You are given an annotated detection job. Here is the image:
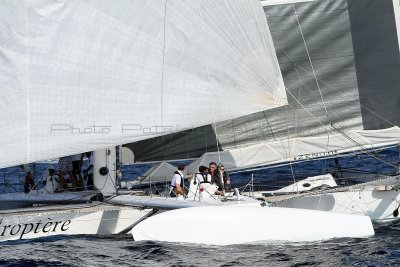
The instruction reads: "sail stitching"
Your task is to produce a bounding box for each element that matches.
[292,3,334,187]
[285,105,298,193]
[196,0,221,163]
[285,86,399,170]
[286,60,397,127]
[25,1,30,164]
[160,0,168,128]
[292,3,329,118]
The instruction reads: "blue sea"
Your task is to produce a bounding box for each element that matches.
[0,146,399,266]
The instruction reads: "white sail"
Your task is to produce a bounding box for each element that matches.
[0,0,287,169]
[138,161,177,183]
[187,127,400,174]
[126,0,400,164]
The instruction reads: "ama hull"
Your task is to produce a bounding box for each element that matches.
[131,206,374,245]
[274,189,400,223]
[0,203,152,242]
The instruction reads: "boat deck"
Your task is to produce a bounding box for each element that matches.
[0,202,141,217]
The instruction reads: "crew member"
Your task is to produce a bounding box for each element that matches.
[170,164,186,197]
[21,164,35,193]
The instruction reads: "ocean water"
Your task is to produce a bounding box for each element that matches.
[0,223,399,266]
[0,146,399,266]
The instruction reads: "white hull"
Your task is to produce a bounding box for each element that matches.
[131,206,374,245]
[0,203,153,242]
[274,188,400,223]
[267,176,400,223]
[0,191,97,206]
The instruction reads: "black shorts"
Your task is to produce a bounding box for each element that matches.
[72,161,81,171]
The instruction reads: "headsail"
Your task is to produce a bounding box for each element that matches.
[0,0,287,168]
[126,0,400,163]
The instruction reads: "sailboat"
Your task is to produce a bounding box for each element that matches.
[101,0,380,245]
[0,0,299,242]
[123,0,400,224]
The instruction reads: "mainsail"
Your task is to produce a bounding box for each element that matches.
[126,0,400,169]
[0,0,287,169]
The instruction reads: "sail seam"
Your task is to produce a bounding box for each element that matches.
[292,3,334,179]
[160,0,168,128]
[285,86,398,169]
[25,0,30,164]
[292,3,329,117]
[285,105,297,193]
[286,60,397,127]
[196,0,221,163]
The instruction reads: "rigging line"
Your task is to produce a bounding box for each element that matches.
[186,129,190,159]
[231,118,238,148]
[335,139,398,174]
[359,106,397,128]
[261,52,300,181]
[259,113,269,143]
[281,50,318,103]
[284,88,326,128]
[397,142,400,174]
[162,133,174,162]
[263,111,277,141]
[289,65,382,142]
[280,49,395,169]
[285,8,332,179]
[292,3,329,119]
[282,54,317,101]
[228,150,397,175]
[205,126,208,152]
[287,59,304,194]
[293,60,334,179]
[282,82,345,137]
[196,0,221,163]
[291,54,304,139]
[286,60,397,127]
[285,105,297,194]
[285,87,397,169]
[292,3,334,177]
[329,123,399,169]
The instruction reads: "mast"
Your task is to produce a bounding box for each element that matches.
[93,147,117,197]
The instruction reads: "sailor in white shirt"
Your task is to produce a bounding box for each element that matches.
[170,164,186,197]
[195,166,211,183]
